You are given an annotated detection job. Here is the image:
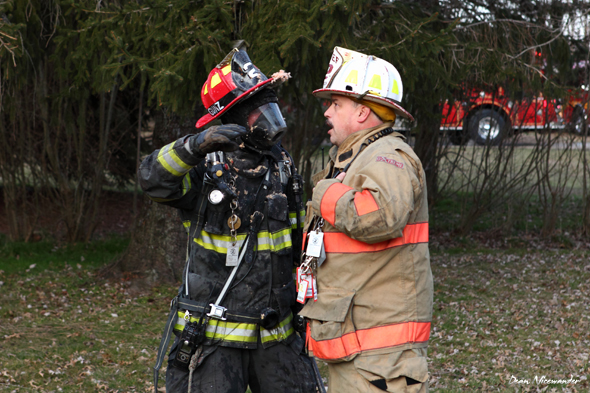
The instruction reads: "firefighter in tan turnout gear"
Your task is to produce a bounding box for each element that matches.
[139,48,321,393]
[298,47,434,392]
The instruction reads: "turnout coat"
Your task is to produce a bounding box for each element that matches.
[299,122,433,384]
[139,137,304,349]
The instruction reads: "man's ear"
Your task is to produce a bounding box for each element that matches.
[357,104,372,123]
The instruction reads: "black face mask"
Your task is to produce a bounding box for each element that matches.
[221,89,287,150]
[244,102,287,148]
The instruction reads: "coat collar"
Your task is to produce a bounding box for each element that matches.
[329,122,402,169]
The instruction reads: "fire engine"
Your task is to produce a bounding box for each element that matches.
[439,86,589,145]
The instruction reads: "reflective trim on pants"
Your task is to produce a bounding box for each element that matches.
[174,311,295,345]
[307,321,431,361]
[260,313,294,344]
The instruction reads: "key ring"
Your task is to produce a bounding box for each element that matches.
[300,255,314,274]
[229,198,239,244]
[311,217,324,233]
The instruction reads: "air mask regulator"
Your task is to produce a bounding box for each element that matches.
[204,152,236,205]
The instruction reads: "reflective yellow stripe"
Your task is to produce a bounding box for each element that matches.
[157,144,182,176]
[182,173,192,196]
[193,229,292,253]
[260,313,294,343]
[206,319,258,343]
[256,229,292,252]
[169,149,192,171]
[174,312,258,343]
[289,210,306,229]
[157,143,192,177]
[194,232,248,253]
[175,312,197,330]
[174,312,294,344]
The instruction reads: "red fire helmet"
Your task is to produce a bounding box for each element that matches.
[196,48,276,129]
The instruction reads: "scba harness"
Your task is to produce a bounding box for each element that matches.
[153,144,304,393]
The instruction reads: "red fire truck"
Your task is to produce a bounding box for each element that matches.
[439,86,589,145]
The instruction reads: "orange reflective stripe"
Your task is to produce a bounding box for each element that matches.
[322,222,428,254]
[320,183,352,226]
[308,321,431,361]
[353,189,379,216]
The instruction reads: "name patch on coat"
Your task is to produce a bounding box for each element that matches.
[376,156,404,169]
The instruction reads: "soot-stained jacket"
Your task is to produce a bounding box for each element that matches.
[139,136,305,349]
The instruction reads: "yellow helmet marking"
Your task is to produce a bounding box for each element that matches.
[204,84,208,95]
[211,73,222,89]
[368,74,382,90]
[392,79,400,95]
[222,65,231,75]
[344,70,358,84]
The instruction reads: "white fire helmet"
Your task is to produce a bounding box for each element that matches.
[313,46,414,121]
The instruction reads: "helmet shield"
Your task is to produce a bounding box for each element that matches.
[230,50,268,91]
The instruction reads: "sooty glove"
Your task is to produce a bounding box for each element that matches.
[188,124,247,157]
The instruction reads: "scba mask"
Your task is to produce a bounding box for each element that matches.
[221,88,288,149]
[245,102,287,147]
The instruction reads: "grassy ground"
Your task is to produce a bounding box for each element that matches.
[429,248,590,392]
[431,193,587,238]
[1,239,589,392]
[437,140,588,197]
[0,237,178,393]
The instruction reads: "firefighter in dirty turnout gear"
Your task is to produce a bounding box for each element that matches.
[139,48,318,393]
[297,47,433,392]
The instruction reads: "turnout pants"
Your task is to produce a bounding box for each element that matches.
[165,335,317,393]
[326,348,429,393]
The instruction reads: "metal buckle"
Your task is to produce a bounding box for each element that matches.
[170,296,178,311]
[278,161,291,185]
[207,303,227,320]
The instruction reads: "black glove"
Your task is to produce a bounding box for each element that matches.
[188,124,247,156]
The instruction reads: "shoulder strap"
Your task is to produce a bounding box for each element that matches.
[275,144,305,263]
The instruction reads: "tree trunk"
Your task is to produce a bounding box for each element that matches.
[106,198,186,284]
[413,104,441,207]
[583,133,590,237]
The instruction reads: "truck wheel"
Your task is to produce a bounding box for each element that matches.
[568,106,588,136]
[467,108,508,146]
